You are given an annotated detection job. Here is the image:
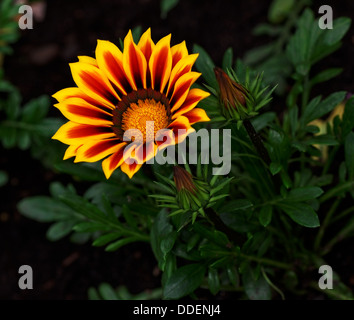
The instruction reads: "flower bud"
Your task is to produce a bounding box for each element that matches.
[214,67,248,112]
[173,166,196,195]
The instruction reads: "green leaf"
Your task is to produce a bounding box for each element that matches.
[151,209,175,271]
[160,0,179,19]
[0,170,8,187]
[342,98,354,138]
[21,95,50,123]
[54,162,106,181]
[92,233,122,247]
[222,48,233,70]
[244,43,274,65]
[163,263,206,299]
[268,0,294,23]
[324,17,351,45]
[304,134,339,146]
[105,237,138,252]
[59,193,105,221]
[286,187,324,202]
[46,221,75,241]
[17,196,76,222]
[310,68,343,86]
[208,268,220,295]
[302,91,346,124]
[242,268,271,300]
[345,132,354,181]
[251,112,276,132]
[259,205,272,227]
[98,283,119,300]
[278,202,320,228]
[269,162,282,175]
[219,199,253,213]
[193,44,217,88]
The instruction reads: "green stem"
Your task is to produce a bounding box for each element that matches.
[319,181,354,203]
[274,0,308,54]
[314,198,341,252]
[322,219,354,256]
[322,145,339,175]
[239,253,292,270]
[331,206,354,223]
[301,74,311,112]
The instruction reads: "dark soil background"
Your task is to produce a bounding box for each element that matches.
[1,0,353,300]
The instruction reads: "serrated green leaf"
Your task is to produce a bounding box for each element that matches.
[302,92,346,124]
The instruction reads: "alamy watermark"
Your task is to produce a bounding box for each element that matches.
[319,5,333,29]
[122,124,231,175]
[18,265,33,290]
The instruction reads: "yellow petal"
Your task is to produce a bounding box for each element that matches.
[183,108,210,125]
[172,88,210,119]
[78,56,98,66]
[102,144,127,179]
[170,72,201,112]
[166,53,199,97]
[63,144,82,160]
[120,162,143,179]
[171,41,188,68]
[137,28,155,61]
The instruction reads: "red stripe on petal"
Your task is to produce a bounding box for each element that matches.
[96,40,131,96]
[70,62,119,108]
[123,31,147,90]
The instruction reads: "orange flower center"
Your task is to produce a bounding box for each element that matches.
[121,99,169,143]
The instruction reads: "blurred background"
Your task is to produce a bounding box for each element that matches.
[1,0,353,299]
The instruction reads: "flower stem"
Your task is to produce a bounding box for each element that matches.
[314,197,341,252]
[243,118,271,166]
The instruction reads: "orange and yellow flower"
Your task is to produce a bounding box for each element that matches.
[52,29,210,178]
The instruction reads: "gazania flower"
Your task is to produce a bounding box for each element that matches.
[52,29,210,178]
